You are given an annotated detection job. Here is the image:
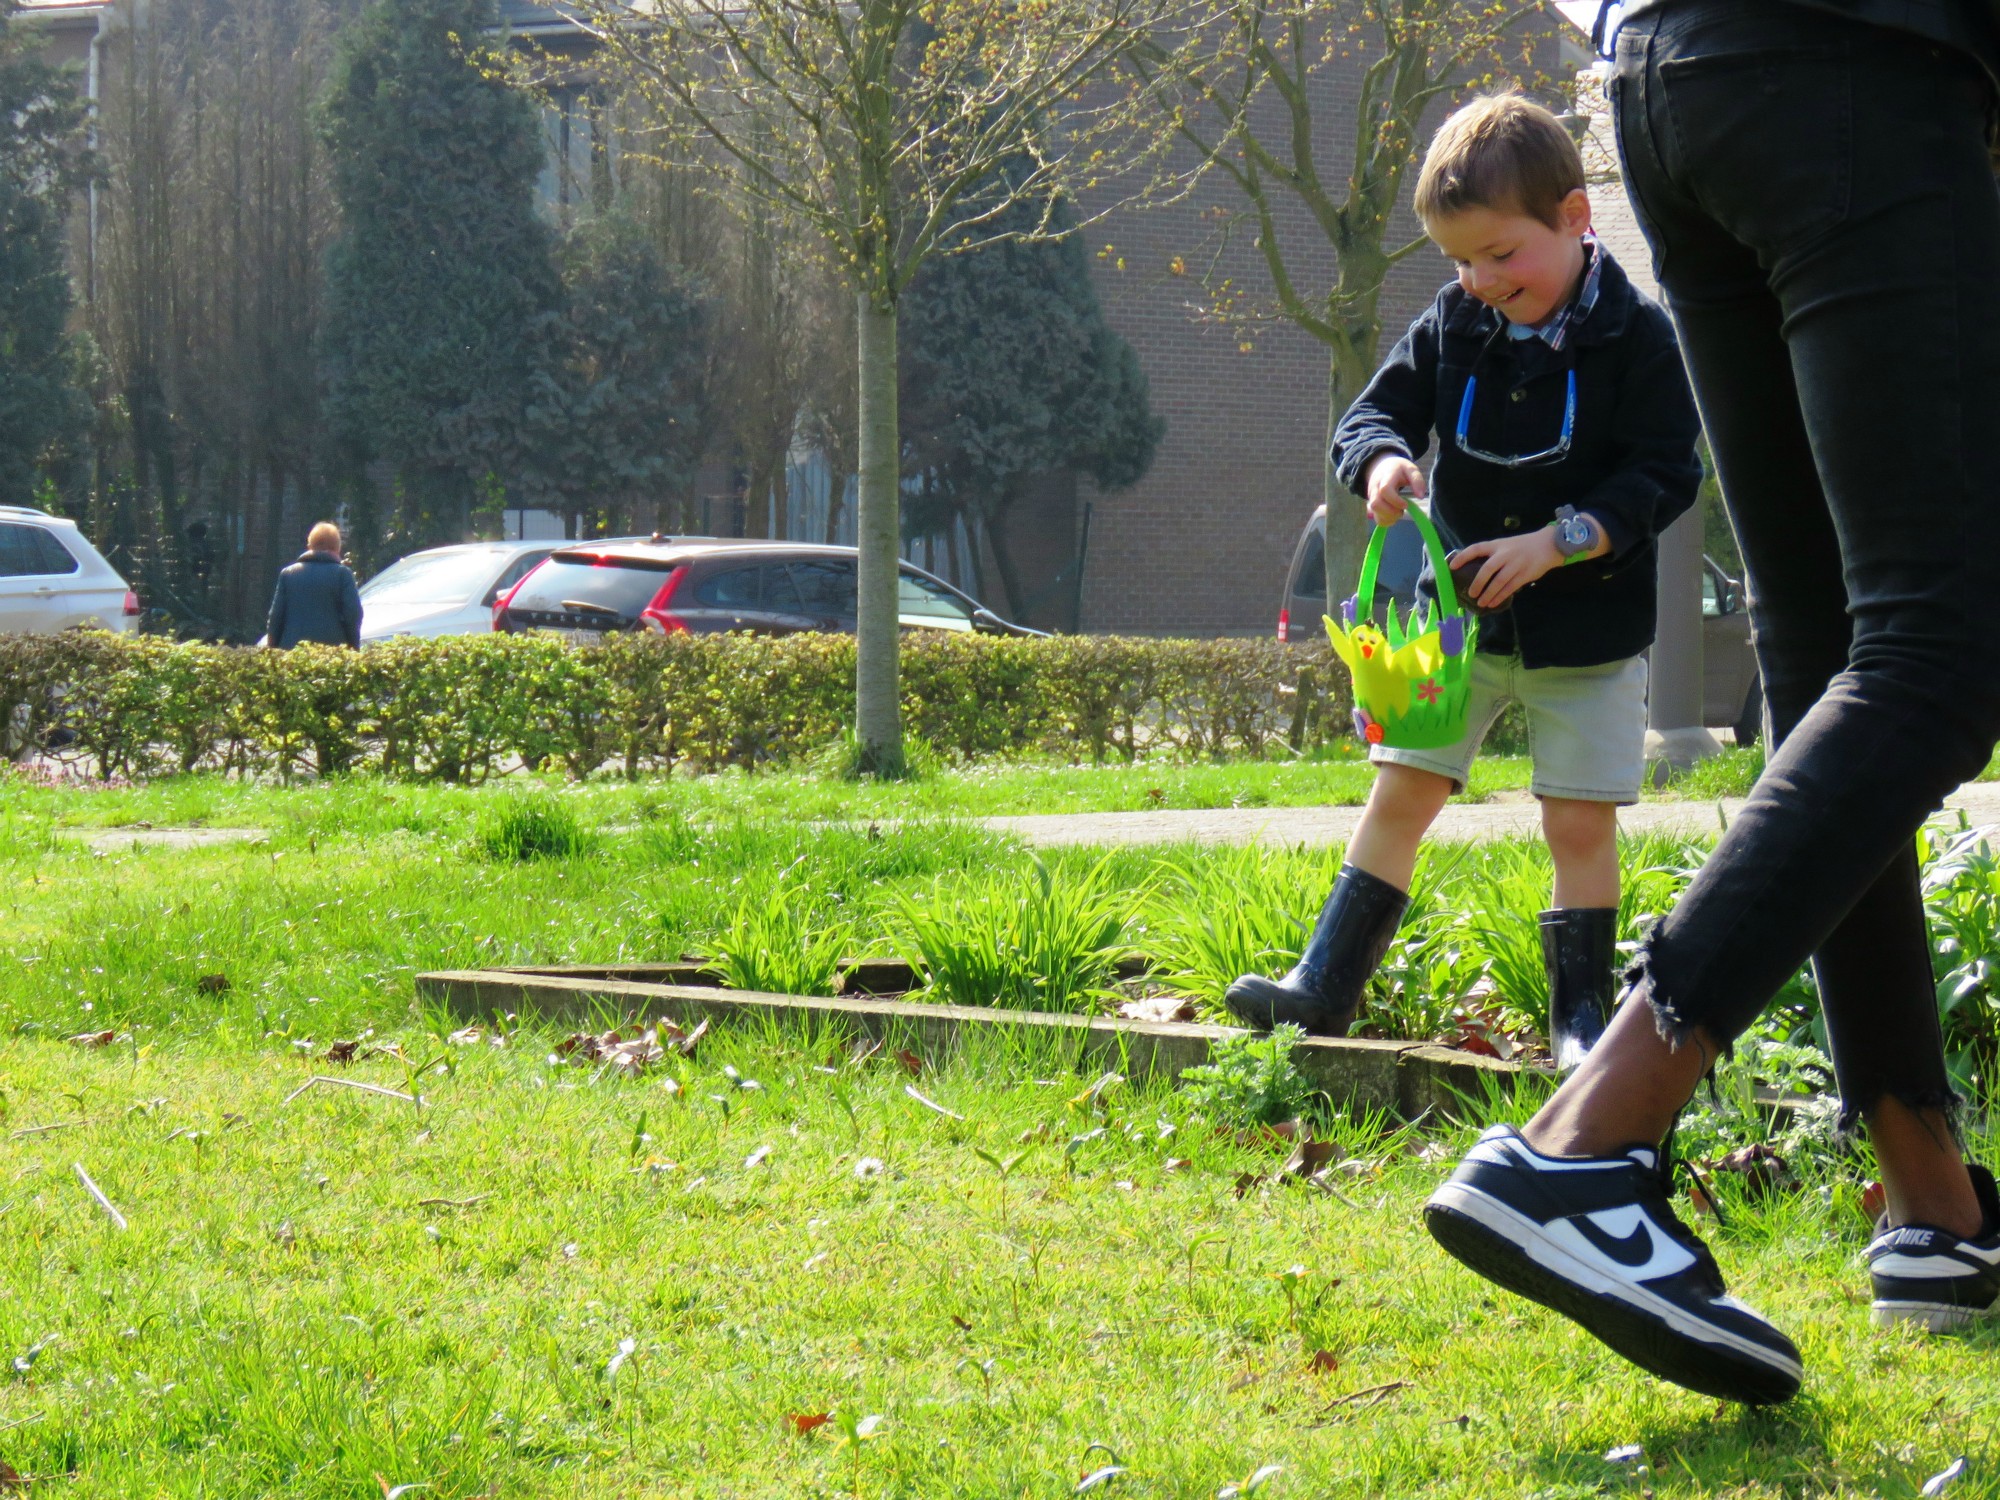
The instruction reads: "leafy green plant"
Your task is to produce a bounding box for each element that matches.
[1919,819,2000,1095]
[709,878,853,998]
[1179,1024,1318,1127]
[897,855,1130,1013]
[1677,1037,1841,1174]
[473,792,594,862]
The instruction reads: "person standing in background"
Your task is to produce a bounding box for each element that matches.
[266,522,363,649]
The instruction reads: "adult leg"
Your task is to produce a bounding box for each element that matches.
[1528,10,1996,1227]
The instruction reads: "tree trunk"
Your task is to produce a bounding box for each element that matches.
[854,290,902,774]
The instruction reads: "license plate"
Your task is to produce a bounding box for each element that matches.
[537,628,604,646]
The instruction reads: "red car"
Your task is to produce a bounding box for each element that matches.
[493,540,1040,641]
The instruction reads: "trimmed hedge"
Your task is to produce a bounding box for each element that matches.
[0,631,1354,783]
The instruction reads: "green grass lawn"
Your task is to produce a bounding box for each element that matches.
[3,751,1533,833]
[4,774,1998,1495]
[3,1028,1996,1499]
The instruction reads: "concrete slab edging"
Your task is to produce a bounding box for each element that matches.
[416,965,1539,1120]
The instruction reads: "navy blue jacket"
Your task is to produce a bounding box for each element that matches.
[266,551,363,649]
[1329,247,1701,669]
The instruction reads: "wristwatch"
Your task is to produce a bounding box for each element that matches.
[1552,505,1596,564]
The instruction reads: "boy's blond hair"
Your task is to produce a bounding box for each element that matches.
[1414,93,1585,230]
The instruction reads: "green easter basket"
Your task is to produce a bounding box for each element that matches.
[1325,505,1479,750]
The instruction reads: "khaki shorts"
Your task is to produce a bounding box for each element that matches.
[1369,652,1649,804]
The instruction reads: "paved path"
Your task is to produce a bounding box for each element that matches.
[982,781,2000,848]
[57,826,269,852]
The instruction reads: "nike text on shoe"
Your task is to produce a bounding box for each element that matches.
[1423,1124,1802,1405]
[1868,1162,2000,1332]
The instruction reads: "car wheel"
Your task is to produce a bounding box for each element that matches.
[1733,679,1763,748]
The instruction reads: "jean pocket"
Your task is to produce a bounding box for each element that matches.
[1658,45,1850,259]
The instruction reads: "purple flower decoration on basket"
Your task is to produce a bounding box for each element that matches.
[1439,616,1465,657]
[1352,708,1371,739]
[1341,596,1358,626]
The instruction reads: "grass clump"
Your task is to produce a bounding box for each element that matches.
[709,876,854,997]
[898,855,1129,1012]
[1668,744,1765,800]
[473,792,595,862]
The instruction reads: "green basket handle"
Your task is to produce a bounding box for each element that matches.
[1354,500,1463,626]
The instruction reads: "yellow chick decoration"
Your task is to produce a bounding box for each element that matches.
[1325,609,1447,726]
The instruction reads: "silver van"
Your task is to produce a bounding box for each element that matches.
[1277,505,1764,744]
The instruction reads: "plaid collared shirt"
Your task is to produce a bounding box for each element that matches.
[1510,232,1603,351]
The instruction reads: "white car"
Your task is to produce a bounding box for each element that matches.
[0,506,140,634]
[356,540,564,642]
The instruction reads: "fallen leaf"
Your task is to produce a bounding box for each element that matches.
[1923,1457,1969,1496]
[675,1019,708,1059]
[446,1026,482,1047]
[12,1335,57,1375]
[893,1048,923,1076]
[1308,1350,1339,1375]
[1216,1463,1284,1497]
[0,1459,28,1487]
[1605,1444,1645,1463]
[951,1315,973,1332]
[604,1337,637,1379]
[1232,1171,1260,1200]
[905,1085,965,1121]
[1276,1138,1340,1184]
[325,1039,359,1065]
[1164,1158,1191,1172]
[744,1146,772,1169]
[1861,1179,1888,1223]
[1709,1143,1790,1199]
[195,974,230,995]
[1117,995,1197,1024]
[1075,1465,1126,1492]
[555,1027,668,1076]
[788,1412,830,1436]
[67,1031,118,1049]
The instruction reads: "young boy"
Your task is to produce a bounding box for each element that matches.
[1225,94,1701,1069]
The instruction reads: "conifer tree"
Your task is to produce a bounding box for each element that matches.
[318,0,558,555]
[901,196,1162,617]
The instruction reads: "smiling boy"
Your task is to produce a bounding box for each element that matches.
[1226,94,1702,1071]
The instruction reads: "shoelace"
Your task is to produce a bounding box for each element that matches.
[1648,1118,1729,1288]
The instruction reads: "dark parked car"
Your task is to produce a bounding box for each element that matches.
[1277,505,1764,744]
[493,540,1039,641]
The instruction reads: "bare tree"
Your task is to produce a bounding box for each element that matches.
[574,0,1187,774]
[1133,0,1560,600]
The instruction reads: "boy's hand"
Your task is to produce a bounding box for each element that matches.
[1449,530,1565,610]
[1364,454,1426,527]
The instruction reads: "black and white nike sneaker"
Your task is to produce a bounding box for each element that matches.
[1424,1124,1803,1405]
[1867,1163,2000,1331]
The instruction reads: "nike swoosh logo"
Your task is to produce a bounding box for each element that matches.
[1574,1214,1656,1268]
[1546,1206,1698,1281]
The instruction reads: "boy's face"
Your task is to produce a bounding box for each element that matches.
[1428,188,1592,328]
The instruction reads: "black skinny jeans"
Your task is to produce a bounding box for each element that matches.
[1611,0,2000,1124]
